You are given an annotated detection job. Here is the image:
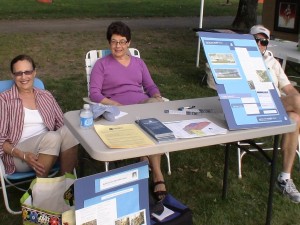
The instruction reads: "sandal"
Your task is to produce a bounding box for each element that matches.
[153,181,167,201]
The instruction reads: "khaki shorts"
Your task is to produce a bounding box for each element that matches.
[14,125,79,172]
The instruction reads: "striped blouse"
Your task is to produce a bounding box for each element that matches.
[0,84,64,174]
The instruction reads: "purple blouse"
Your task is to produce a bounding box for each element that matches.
[89,54,160,105]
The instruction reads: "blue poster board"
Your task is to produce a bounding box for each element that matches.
[198,31,290,130]
[74,161,150,225]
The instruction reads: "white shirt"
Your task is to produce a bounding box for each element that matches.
[19,107,48,143]
[263,50,290,96]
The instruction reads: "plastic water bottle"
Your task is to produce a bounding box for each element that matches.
[80,104,93,129]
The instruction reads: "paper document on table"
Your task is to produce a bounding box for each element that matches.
[163,118,227,138]
[94,124,155,148]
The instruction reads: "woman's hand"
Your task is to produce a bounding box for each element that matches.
[101,98,123,106]
[24,152,45,176]
[154,95,164,102]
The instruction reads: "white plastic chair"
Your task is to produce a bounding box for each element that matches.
[84,48,171,175]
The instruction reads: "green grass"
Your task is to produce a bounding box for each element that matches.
[1,26,300,225]
[0,0,262,20]
[0,1,297,225]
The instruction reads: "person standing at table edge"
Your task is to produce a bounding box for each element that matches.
[251,25,300,203]
[0,54,78,177]
[89,21,167,201]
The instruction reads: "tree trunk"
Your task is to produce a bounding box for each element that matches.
[232,0,258,32]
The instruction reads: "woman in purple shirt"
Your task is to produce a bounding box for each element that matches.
[90,21,167,201]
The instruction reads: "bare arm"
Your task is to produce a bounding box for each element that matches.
[281,84,300,114]
[2,141,45,176]
[100,97,123,106]
[282,84,299,96]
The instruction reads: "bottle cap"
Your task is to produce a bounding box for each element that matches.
[83,104,90,110]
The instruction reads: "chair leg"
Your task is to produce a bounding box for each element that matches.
[297,136,300,170]
[165,152,171,175]
[298,136,300,159]
[237,147,242,179]
[0,172,21,214]
[296,151,300,167]
[296,135,300,168]
[201,74,207,85]
[73,168,77,179]
[105,162,109,172]
[237,142,250,179]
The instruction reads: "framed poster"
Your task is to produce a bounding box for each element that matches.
[274,0,299,33]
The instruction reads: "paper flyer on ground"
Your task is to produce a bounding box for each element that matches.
[198,31,290,130]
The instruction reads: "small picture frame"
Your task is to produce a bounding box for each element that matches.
[274,0,299,33]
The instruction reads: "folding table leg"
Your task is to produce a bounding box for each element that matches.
[222,143,231,199]
[266,135,280,225]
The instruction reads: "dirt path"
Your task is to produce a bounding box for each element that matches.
[0,16,240,33]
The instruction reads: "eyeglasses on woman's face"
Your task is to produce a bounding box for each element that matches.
[255,37,269,47]
[13,70,34,77]
[110,39,128,46]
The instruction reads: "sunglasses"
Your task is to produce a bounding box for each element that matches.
[13,70,34,77]
[255,37,269,47]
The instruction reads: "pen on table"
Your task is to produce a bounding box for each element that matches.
[178,106,195,111]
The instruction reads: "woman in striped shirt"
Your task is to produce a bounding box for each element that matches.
[0,54,78,177]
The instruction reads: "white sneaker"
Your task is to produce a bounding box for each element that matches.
[277,179,300,203]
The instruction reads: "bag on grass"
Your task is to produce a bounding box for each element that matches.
[20,173,76,225]
[150,194,193,225]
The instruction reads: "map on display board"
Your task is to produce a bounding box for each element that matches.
[198,31,290,130]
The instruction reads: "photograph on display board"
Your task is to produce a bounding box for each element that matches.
[274,0,299,33]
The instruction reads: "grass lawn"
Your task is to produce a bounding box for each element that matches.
[0,0,262,19]
[1,1,300,225]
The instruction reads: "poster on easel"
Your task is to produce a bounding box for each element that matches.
[74,161,150,225]
[198,31,290,130]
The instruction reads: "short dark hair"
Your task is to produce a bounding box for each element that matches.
[10,54,36,73]
[106,21,131,42]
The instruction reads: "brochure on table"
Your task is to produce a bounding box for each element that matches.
[198,31,290,130]
[74,161,150,225]
[163,118,227,138]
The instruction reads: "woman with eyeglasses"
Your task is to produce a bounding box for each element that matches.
[90,21,164,105]
[0,54,78,177]
[251,25,300,203]
[89,21,167,201]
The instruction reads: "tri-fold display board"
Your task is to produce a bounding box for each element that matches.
[198,31,290,130]
[74,161,150,225]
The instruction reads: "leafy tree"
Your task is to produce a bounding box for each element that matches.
[232,0,258,32]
